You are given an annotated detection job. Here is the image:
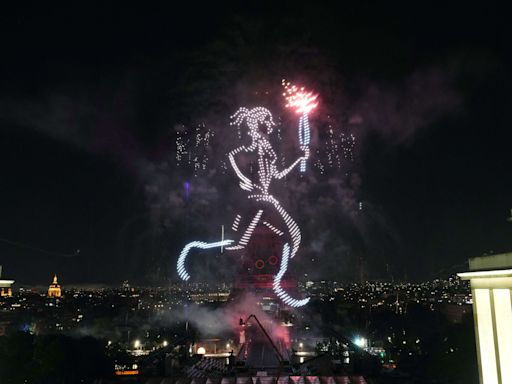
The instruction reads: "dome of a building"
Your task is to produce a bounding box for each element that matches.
[48,274,61,297]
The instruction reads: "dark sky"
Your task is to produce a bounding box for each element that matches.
[0,2,511,285]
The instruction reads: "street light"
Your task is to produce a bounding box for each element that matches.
[354,337,367,348]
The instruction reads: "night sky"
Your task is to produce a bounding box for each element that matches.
[0,2,511,286]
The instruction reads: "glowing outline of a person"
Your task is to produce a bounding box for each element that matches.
[176,106,310,307]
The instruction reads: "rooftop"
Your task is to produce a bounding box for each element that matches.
[469,252,512,271]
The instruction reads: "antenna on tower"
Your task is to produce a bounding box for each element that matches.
[221,225,225,253]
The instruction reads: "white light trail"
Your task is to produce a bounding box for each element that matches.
[228,210,263,248]
[263,221,284,236]
[298,113,310,171]
[273,243,310,307]
[177,240,233,281]
[232,214,242,231]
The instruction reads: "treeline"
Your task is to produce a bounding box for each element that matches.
[0,332,112,384]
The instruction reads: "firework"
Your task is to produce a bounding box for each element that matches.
[282,80,319,172]
[175,123,214,177]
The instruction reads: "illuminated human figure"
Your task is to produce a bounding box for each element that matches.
[225,107,307,254]
[177,106,310,307]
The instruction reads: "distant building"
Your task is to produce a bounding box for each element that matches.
[48,274,62,297]
[190,292,230,303]
[0,265,14,297]
[122,280,130,291]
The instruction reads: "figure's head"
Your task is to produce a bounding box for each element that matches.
[231,107,275,139]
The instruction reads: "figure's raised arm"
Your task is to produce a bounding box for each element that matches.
[228,145,254,191]
[275,146,309,179]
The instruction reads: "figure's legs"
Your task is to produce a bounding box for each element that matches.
[244,196,308,306]
[177,239,233,281]
[231,214,242,232]
[225,209,263,251]
[262,221,284,236]
[273,243,310,307]
[226,194,299,255]
[179,206,266,281]
[253,195,301,259]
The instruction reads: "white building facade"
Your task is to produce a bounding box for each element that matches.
[459,253,512,384]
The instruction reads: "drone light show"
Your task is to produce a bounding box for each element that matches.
[282,80,318,172]
[176,85,319,307]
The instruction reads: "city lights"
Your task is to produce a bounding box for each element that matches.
[354,337,367,348]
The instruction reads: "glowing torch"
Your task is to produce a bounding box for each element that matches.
[282,80,318,172]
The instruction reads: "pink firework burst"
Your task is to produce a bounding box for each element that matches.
[282,79,319,115]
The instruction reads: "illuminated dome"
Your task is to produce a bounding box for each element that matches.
[47,274,61,298]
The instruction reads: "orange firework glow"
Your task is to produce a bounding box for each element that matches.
[282,80,318,115]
